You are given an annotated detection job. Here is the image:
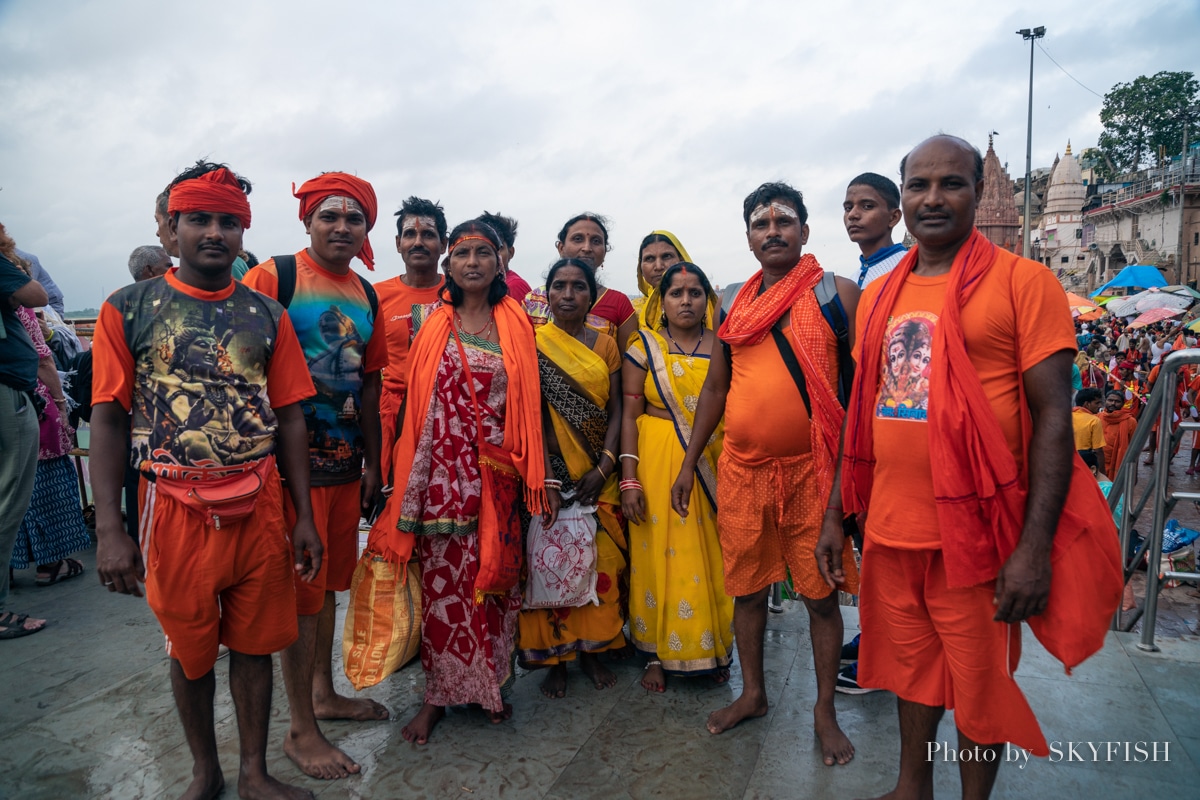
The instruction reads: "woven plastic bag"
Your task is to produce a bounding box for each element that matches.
[523,501,599,609]
[342,552,422,690]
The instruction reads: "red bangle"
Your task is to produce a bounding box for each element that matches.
[826,505,843,513]
[619,480,642,492]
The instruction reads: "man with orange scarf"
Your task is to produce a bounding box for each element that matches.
[672,182,861,767]
[1100,389,1137,473]
[244,171,389,781]
[821,136,1120,800]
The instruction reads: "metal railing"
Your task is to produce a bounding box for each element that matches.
[1109,348,1200,650]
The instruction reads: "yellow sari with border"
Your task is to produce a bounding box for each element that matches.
[517,322,627,665]
[626,329,732,674]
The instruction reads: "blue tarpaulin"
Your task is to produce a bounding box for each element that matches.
[1090,265,1168,297]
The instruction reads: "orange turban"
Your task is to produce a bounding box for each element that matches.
[292,172,378,270]
[167,168,251,229]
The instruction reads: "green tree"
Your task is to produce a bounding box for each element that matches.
[1096,71,1199,174]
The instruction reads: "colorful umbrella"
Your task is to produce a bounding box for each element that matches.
[1129,307,1185,328]
[1107,288,1193,318]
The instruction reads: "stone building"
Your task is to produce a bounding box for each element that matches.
[977,134,1020,252]
[1039,142,1088,291]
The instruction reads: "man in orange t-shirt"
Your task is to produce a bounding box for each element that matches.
[374,196,446,479]
[243,172,389,780]
[820,136,1078,799]
[672,182,861,767]
[90,161,321,800]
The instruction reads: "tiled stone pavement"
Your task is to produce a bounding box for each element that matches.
[2,545,1198,799]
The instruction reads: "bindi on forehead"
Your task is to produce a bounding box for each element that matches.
[749,201,799,224]
[402,215,437,234]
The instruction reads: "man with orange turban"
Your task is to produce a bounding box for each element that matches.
[90,161,321,800]
[244,171,389,781]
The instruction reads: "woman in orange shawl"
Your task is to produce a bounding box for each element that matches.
[378,220,552,745]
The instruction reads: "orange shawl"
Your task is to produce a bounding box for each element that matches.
[373,295,546,565]
[1099,406,1136,472]
[719,254,842,502]
[843,229,1120,670]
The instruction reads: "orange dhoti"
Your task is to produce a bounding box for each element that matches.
[857,539,1049,756]
[284,481,361,616]
[715,450,858,599]
[380,386,405,480]
[141,465,298,680]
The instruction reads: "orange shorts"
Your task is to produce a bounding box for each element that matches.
[857,539,1049,756]
[285,481,361,615]
[141,468,298,681]
[716,451,858,599]
[380,388,405,480]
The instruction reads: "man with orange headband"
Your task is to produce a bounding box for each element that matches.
[90,161,321,800]
[244,171,389,781]
[672,182,861,767]
[821,135,1118,799]
[373,196,446,481]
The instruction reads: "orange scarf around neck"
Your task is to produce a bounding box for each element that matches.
[719,254,843,502]
[843,228,1120,670]
[373,296,546,565]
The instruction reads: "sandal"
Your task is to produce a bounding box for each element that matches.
[0,611,47,640]
[35,558,85,586]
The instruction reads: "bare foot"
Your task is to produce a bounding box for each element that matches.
[313,692,389,721]
[179,766,224,800]
[401,703,445,745]
[486,702,513,724]
[283,728,360,780]
[540,664,568,699]
[237,772,314,800]
[640,661,666,693]
[814,705,855,766]
[580,652,618,689]
[711,667,731,685]
[607,640,636,660]
[706,692,768,734]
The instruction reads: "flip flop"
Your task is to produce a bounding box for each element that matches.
[35,558,85,586]
[0,611,47,640]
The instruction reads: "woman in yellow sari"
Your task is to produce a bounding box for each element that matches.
[620,262,732,692]
[518,258,628,699]
[633,231,690,330]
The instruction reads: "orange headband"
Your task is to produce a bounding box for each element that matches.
[450,235,492,252]
[167,168,251,229]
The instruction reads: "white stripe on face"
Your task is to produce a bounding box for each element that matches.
[749,201,799,225]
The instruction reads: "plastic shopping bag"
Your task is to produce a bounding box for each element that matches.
[523,501,599,609]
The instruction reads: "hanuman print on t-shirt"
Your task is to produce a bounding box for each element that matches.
[876,310,938,422]
[285,276,376,485]
[108,279,285,478]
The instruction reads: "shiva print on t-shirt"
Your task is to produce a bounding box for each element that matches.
[876,310,937,421]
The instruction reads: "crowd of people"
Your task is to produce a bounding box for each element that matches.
[0,134,1124,800]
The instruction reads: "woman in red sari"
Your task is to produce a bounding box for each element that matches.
[382,220,555,745]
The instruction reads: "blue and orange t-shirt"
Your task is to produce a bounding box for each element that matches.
[91,270,315,479]
[245,250,388,485]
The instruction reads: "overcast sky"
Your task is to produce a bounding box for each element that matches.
[1,0,1197,311]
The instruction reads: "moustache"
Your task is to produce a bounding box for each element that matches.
[763,238,787,249]
[409,246,429,255]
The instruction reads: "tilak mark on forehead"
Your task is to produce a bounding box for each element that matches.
[402,215,438,234]
[749,201,800,225]
[316,195,365,216]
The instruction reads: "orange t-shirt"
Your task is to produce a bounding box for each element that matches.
[373,275,445,395]
[724,321,837,461]
[854,253,1076,549]
[244,251,389,484]
[91,270,314,478]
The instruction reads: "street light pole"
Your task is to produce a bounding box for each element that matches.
[1018,25,1045,260]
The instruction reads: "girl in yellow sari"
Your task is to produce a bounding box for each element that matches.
[518,258,628,699]
[621,262,732,692]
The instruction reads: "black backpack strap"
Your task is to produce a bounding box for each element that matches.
[815,272,855,408]
[770,323,811,416]
[273,254,297,308]
[356,274,379,321]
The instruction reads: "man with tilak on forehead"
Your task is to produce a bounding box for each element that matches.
[673,182,862,767]
[244,172,389,781]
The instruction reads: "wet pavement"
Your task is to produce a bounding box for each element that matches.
[2,539,1198,799]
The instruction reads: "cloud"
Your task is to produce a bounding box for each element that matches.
[0,0,1196,306]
